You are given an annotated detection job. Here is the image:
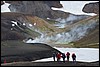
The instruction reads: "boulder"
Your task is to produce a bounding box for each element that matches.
[82,2,99,14]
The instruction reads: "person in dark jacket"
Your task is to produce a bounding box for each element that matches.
[72,53,76,63]
[52,52,56,61]
[66,52,70,61]
[61,53,66,62]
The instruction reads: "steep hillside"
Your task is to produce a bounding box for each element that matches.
[1,12,40,41]
[4,1,68,19]
[1,12,63,41]
[25,16,61,34]
[74,24,99,48]
[72,15,99,47]
[1,40,61,63]
[2,12,99,48]
[29,15,99,46]
[60,15,99,46]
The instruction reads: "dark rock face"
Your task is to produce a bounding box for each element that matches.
[5,1,21,4]
[5,1,62,8]
[5,1,69,19]
[82,2,99,14]
[1,1,4,5]
[44,1,63,8]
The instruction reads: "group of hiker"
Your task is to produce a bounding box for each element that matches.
[52,52,76,62]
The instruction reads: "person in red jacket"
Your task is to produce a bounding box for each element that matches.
[66,52,70,61]
[56,52,61,61]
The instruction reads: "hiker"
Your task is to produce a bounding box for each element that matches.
[66,52,70,61]
[52,52,56,61]
[56,52,61,61]
[61,53,66,62]
[72,53,76,63]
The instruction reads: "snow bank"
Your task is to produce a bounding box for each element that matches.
[1,1,11,12]
[32,48,99,62]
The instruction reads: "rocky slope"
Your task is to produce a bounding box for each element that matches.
[1,12,39,41]
[30,15,99,47]
[1,12,89,42]
[2,12,68,41]
[1,40,61,63]
[4,1,67,19]
[74,15,99,48]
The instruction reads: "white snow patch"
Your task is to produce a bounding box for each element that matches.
[11,28,13,30]
[11,21,18,25]
[32,48,99,62]
[1,1,11,12]
[47,18,50,19]
[12,24,15,26]
[34,23,36,25]
[29,24,33,27]
[23,23,26,25]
